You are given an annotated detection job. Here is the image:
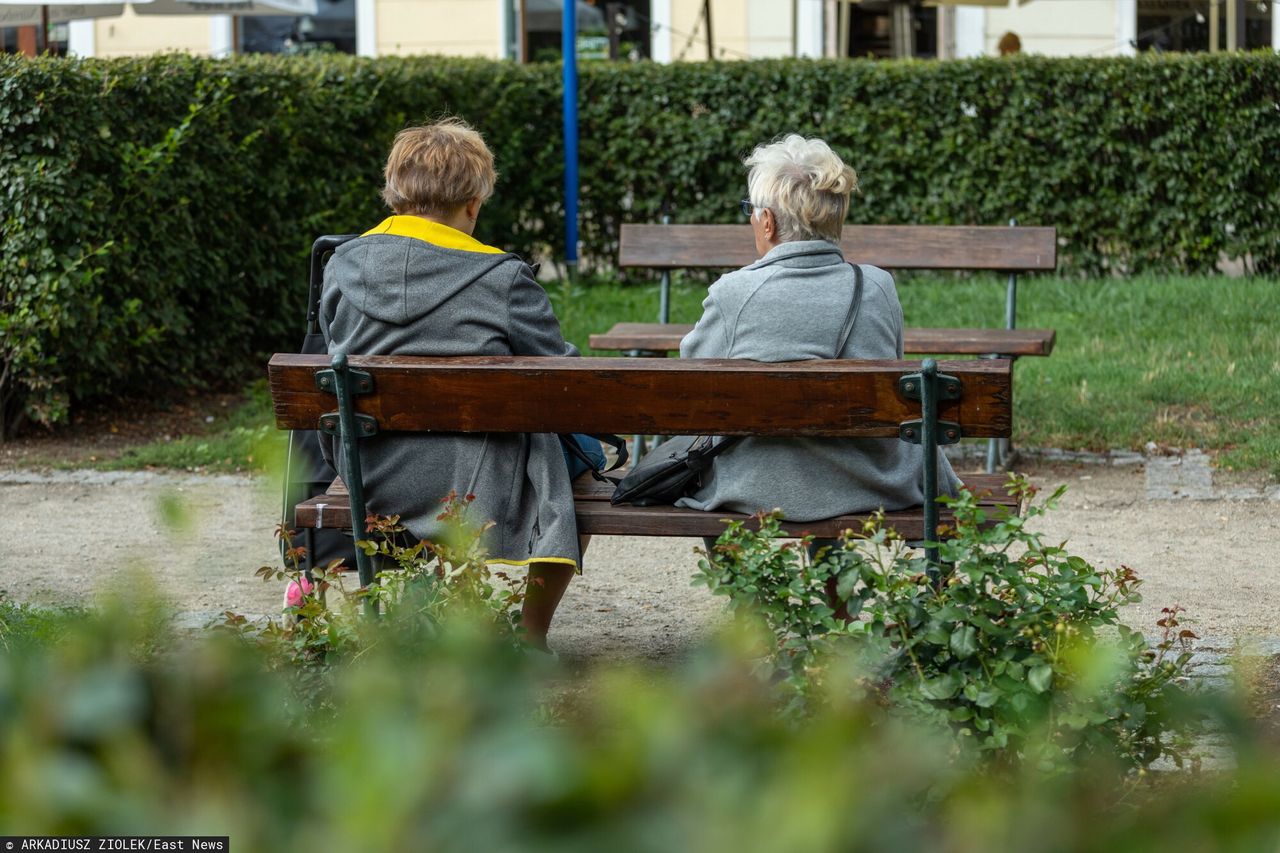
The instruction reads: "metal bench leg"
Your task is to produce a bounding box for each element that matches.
[992,224,1022,475]
[980,350,1017,474]
[303,528,315,577]
[899,359,961,577]
[319,353,380,616]
[658,268,671,325]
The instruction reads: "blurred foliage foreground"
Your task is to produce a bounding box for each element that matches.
[3,484,1280,850]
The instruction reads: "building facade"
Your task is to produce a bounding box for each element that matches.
[6,0,1277,59]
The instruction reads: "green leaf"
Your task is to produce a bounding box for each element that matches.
[1028,665,1054,694]
[921,673,960,701]
[835,570,860,601]
[950,625,978,659]
[974,688,1001,708]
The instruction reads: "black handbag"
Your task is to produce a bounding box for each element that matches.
[610,263,866,508]
[609,433,743,506]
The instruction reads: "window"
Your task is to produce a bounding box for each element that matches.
[1,23,68,56]
[1137,0,1272,52]
[520,0,652,62]
[842,0,937,60]
[238,0,356,54]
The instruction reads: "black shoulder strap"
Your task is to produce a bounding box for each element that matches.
[834,263,865,358]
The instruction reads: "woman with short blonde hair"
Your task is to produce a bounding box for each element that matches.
[319,117,592,650]
[678,134,961,523]
[381,119,498,216]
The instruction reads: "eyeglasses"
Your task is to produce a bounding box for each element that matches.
[740,199,756,218]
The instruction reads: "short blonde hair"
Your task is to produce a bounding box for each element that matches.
[745,135,858,244]
[381,118,498,216]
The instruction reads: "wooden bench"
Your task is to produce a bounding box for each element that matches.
[590,223,1057,471]
[268,353,1016,594]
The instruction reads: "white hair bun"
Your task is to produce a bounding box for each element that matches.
[744,134,858,243]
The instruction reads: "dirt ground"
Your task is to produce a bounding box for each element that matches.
[1,461,1276,660]
[0,390,246,470]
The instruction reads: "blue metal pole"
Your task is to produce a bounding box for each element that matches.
[562,0,579,282]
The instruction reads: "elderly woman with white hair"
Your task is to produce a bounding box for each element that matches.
[677,134,961,521]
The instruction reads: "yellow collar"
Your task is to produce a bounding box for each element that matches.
[362,215,504,255]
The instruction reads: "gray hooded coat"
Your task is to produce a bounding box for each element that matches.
[675,239,962,521]
[320,217,581,570]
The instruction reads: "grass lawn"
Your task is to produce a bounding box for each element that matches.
[102,382,279,474]
[106,273,1279,477]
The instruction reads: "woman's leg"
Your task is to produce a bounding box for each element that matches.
[521,562,574,650]
[521,539,587,651]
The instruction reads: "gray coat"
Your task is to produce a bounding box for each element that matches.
[320,226,581,570]
[675,239,962,522]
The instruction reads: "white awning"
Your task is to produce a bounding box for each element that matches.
[132,0,316,16]
[923,0,1035,6]
[0,0,147,26]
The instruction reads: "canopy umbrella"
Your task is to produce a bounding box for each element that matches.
[132,0,315,16]
[923,0,1035,6]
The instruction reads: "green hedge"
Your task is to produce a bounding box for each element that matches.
[2,52,1278,434]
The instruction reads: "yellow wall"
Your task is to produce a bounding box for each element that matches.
[985,0,1118,56]
[93,6,211,57]
[80,0,795,61]
[375,0,502,57]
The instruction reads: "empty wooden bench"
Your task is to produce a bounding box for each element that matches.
[590,223,1057,471]
[268,353,1016,594]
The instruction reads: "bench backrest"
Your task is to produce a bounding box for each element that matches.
[270,353,1012,591]
[618,224,1057,272]
[268,354,1012,439]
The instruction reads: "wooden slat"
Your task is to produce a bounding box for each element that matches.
[590,323,1056,357]
[907,327,1055,356]
[295,474,1016,537]
[269,355,1012,439]
[578,503,930,539]
[618,224,1057,272]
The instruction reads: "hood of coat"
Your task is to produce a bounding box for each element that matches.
[325,216,514,327]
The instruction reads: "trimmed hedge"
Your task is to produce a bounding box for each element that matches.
[2,52,1278,434]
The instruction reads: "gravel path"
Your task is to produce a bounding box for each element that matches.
[1,461,1276,659]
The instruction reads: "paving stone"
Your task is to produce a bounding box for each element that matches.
[1219,486,1269,500]
[1108,451,1145,466]
[1145,449,1216,500]
[0,469,248,489]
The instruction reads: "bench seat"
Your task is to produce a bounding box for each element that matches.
[296,473,1016,544]
[589,323,1056,358]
